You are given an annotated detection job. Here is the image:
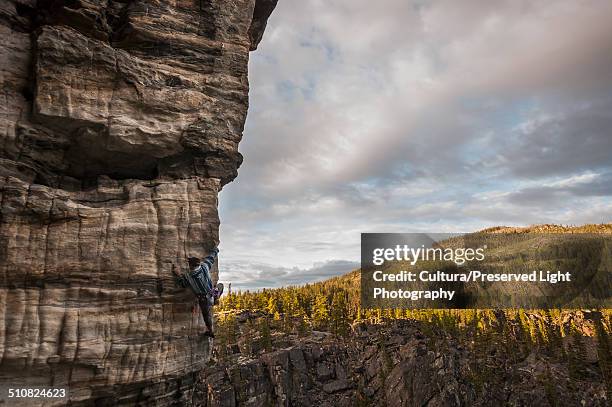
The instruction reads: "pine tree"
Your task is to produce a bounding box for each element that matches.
[544,310,564,359]
[266,296,280,316]
[259,317,272,352]
[312,293,329,329]
[296,315,310,337]
[215,313,238,360]
[355,307,362,322]
[330,290,349,338]
[215,314,229,360]
[286,293,301,317]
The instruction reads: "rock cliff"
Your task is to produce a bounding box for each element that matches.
[0,0,276,404]
[200,316,610,406]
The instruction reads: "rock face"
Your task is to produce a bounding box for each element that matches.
[200,319,610,407]
[0,0,276,404]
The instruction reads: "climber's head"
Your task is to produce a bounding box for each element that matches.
[187,257,200,270]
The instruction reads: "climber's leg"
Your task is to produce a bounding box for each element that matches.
[198,296,215,337]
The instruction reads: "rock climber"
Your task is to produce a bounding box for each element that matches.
[173,247,224,337]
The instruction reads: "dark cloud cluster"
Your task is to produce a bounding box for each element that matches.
[498,98,612,178]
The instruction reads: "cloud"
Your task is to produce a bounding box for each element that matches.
[218,0,612,289]
[219,259,360,290]
[507,172,612,206]
[496,99,612,178]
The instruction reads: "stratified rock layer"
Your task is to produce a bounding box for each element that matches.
[0,1,276,404]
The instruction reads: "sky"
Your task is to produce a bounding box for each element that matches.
[218,0,612,290]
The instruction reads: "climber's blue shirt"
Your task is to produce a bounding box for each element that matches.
[181,253,216,305]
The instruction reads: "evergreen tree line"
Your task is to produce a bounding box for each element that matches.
[215,275,611,398]
[214,272,612,396]
[217,271,611,343]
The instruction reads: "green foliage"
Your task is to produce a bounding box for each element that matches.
[212,225,612,399]
[266,296,280,315]
[219,279,611,347]
[215,313,238,360]
[312,293,329,329]
[330,290,350,338]
[259,317,272,352]
[217,269,612,395]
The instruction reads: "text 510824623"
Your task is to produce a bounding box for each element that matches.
[5,387,67,399]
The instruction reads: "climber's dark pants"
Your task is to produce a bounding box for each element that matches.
[198,296,214,334]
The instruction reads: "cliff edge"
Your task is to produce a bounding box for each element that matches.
[0,0,277,404]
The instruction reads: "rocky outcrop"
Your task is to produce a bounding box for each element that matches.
[0,0,276,404]
[200,318,610,406]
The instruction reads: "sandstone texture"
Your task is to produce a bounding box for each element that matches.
[0,0,276,404]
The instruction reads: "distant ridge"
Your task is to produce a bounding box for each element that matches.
[478,223,612,234]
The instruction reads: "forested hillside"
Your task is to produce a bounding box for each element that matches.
[207,224,612,405]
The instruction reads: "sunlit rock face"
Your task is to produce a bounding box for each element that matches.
[0,0,276,404]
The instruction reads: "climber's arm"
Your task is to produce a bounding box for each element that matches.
[200,247,219,268]
[198,248,219,276]
[171,264,188,288]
